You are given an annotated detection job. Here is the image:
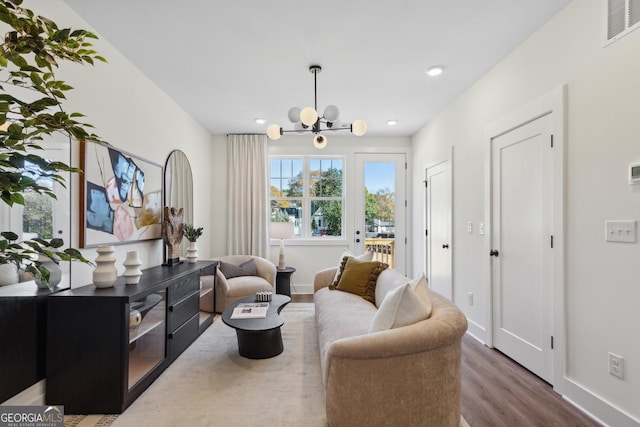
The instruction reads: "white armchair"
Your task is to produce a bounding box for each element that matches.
[212,255,276,313]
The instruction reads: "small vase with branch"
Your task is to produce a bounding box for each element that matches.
[183,224,203,263]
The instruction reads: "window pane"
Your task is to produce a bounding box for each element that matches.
[270,159,303,197]
[271,199,302,237]
[311,200,342,236]
[310,158,342,197]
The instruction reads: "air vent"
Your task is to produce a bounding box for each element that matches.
[605,0,640,44]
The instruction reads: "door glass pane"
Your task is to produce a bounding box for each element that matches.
[363,162,396,269]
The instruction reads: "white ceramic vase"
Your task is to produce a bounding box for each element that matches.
[187,241,198,263]
[93,245,118,288]
[35,255,62,289]
[0,263,19,286]
[123,250,143,285]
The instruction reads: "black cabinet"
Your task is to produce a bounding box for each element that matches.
[0,282,68,403]
[46,261,216,414]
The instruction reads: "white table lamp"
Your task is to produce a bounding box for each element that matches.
[270,222,294,269]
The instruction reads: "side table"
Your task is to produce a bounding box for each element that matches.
[275,267,296,296]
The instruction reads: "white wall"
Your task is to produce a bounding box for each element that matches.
[208,135,411,290]
[411,0,640,425]
[31,1,214,287]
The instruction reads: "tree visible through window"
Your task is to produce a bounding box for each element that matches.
[270,157,344,238]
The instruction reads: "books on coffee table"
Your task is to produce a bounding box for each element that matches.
[230,302,270,319]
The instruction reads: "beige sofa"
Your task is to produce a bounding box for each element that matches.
[313,266,468,427]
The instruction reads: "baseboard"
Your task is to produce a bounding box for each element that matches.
[465,318,487,344]
[291,283,313,295]
[1,381,45,406]
[562,378,640,427]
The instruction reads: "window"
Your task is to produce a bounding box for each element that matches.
[270,157,344,239]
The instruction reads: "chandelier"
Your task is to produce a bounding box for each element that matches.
[266,65,367,149]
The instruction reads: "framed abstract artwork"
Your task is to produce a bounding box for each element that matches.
[80,142,163,248]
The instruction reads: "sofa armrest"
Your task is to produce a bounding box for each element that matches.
[313,267,337,293]
[252,257,276,287]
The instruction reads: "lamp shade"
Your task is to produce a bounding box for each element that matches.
[351,119,367,136]
[267,124,282,140]
[288,107,301,123]
[300,107,318,126]
[270,221,294,239]
[313,134,327,149]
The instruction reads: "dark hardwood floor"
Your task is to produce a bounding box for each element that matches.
[461,334,601,427]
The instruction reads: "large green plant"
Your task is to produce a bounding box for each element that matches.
[0,0,106,289]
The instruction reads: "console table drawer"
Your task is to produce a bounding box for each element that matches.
[168,291,199,332]
[168,312,199,360]
[168,273,199,303]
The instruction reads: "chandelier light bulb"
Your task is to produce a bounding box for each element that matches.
[313,134,327,149]
[266,124,282,140]
[300,106,318,126]
[288,107,301,123]
[351,119,367,136]
[323,105,340,122]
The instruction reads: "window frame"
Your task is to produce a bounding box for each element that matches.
[269,155,345,240]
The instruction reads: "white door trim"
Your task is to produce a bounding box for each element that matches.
[484,85,566,393]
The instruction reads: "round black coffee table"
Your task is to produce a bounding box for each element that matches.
[221,294,291,359]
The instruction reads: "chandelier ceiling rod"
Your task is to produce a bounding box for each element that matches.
[266,65,367,149]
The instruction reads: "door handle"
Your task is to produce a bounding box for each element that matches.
[356,238,360,243]
[442,244,449,249]
[490,249,499,257]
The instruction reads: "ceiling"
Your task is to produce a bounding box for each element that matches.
[61,0,571,137]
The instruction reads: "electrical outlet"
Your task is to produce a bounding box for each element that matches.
[608,352,624,379]
[467,292,474,306]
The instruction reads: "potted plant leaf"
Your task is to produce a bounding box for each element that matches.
[0,0,107,290]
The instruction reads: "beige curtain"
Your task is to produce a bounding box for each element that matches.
[227,134,269,257]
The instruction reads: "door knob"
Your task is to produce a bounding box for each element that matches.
[356,230,361,235]
[442,244,449,249]
[490,249,499,257]
[356,238,360,243]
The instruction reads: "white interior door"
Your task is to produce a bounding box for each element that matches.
[354,154,406,274]
[491,113,553,383]
[426,161,452,300]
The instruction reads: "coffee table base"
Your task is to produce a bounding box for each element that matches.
[236,328,283,359]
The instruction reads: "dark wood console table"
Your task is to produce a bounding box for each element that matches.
[46,261,217,414]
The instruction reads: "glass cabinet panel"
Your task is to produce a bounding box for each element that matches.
[128,290,166,389]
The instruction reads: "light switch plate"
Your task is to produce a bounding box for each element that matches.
[605,220,636,243]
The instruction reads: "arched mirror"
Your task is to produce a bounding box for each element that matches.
[164,150,193,260]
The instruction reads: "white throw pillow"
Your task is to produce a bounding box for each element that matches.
[332,249,373,283]
[368,274,432,333]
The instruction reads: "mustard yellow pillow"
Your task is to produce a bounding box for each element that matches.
[330,256,388,303]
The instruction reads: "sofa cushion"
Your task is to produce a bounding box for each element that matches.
[331,257,388,303]
[332,249,373,283]
[368,274,432,333]
[219,259,257,279]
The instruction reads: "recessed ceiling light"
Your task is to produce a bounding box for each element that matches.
[425,66,444,77]
[387,120,398,126]
[255,118,266,124]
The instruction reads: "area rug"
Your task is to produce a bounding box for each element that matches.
[68,302,470,427]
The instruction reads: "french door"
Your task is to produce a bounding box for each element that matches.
[353,154,406,274]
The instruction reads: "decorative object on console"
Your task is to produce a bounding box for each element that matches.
[93,245,118,288]
[162,207,184,266]
[256,291,273,302]
[266,65,367,149]
[34,255,62,289]
[129,309,142,331]
[123,251,143,285]
[183,223,203,264]
[80,142,163,248]
[0,263,19,286]
[269,219,294,269]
